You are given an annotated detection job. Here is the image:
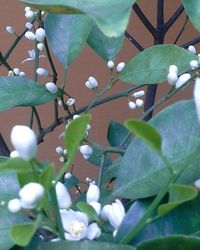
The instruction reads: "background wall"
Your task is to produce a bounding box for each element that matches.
[0,0,199,185]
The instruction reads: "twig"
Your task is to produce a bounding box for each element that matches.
[125,31,144,51]
[165,4,184,32]
[173,16,188,44]
[181,37,200,48]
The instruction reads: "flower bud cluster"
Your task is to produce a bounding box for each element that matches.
[128,90,145,110]
[80,144,93,160]
[106,61,126,73]
[55,146,67,162]
[8,68,26,77]
[85,76,98,90]
[24,6,35,20]
[25,27,45,50]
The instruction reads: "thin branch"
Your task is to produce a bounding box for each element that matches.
[0,134,10,156]
[173,16,189,44]
[132,3,157,38]
[157,0,164,27]
[165,5,184,32]
[32,106,43,132]
[143,84,158,121]
[125,31,144,51]
[181,36,200,48]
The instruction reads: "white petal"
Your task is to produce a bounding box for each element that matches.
[175,73,191,89]
[89,201,101,216]
[194,77,200,123]
[86,183,100,203]
[64,232,83,241]
[86,223,101,240]
[55,182,72,209]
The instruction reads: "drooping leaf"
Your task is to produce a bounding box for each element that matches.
[76,202,99,222]
[157,184,198,216]
[38,240,136,250]
[21,0,136,37]
[0,77,57,111]
[120,45,197,85]
[45,14,92,67]
[125,119,162,155]
[114,100,200,199]
[182,0,200,33]
[137,235,200,250]
[87,24,124,61]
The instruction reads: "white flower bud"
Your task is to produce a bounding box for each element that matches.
[194,179,200,189]
[25,10,35,19]
[132,90,145,98]
[36,67,48,77]
[56,146,63,154]
[128,101,136,110]
[169,65,178,74]
[25,6,31,12]
[86,223,101,240]
[19,183,44,209]
[37,43,44,51]
[19,71,26,77]
[25,22,33,30]
[64,172,72,180]
[89,201,101,216]
[190,60,199,70]
[136,99,144,108]
[59,156,65,162]
[80,145,93,157]
[25,31,36,40]
[6,26,15,34]
[8,70,14,76]
[63,149,67,156]
[45,82,58,94]
[85,80,93,89]
[167,71,178,85]
[175,73,191,89]
[55,182,72,209]
[13,68,20,76]
[10,150,20,158]
[8,199,21,213]
[194,77,200,123]
[10,125,37,160]
[86,183,100,203]
[73,115,80,120]
[35,28,46,42]
[107,60,114,69]
[188,45,197,55]
[83,154,90,160]
[86,124,91,131]
[67,98,76,106]
[88,76,98,88]
[116,62,125,72]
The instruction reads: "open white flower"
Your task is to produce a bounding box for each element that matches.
[22,50,45,64]
[10,125,37,160]
[60,209,101,241]
[55,182,72,209]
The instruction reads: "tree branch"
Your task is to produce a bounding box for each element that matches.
[125,31,144,51]
[165,5,184,32]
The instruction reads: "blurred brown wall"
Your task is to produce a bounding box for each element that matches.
[0,1,199,184]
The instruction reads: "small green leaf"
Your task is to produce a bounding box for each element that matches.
[64,175,79,189]
[39,165,54,190]
[125,119,162,155]
[0,77,57,111]
[120,45,197,85]
[183,0,200,33]
[87,24,124,61]
[0,158,32,173]
[157,184,198,216]
[64,114,92,166]
[76,202,99,222]
[45,14,92,67]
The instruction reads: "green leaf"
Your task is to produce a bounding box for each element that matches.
[182,0,200,33]
[64,175,79,189]
[102,157,121,183]
[87,24,124,61]
[21,0,136,37]
[116,194,200,245]
[45,14,92,67]
[137,235,200,250]
[125,119,162,155]
[114,100,200,199]
[120,45,197,85]
[64,114,92,166]
[107,120,131,148]
[157,184,198,216]
[0,77,57,111]
[76,202,99,222]
[38,240,136,250]
[0,158,32,173]
[39,165,54,190]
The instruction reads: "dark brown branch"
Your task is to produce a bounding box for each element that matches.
[165,5,184,32]
[173,16,188,44]
[0,134,10,157]
[125,31,144,51]
[181,37,200,48]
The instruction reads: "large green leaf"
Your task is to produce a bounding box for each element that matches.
[115,195,200,245]
[102,157,121,183]
[87,24,124,61]
[0,158,32,173]
[120,45,197,85]
[21,0,136,37]
[45,14,92,67]
[114,100,200,199]
[137,235,200,250]
[0,77,57,111]
[38,240,136,250]
[182,0,200,33]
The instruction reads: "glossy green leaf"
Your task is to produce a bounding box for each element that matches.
[183,0,200,33]
[22,0,136,37]
[64,115,92,166]
[38,240,136,250]
[137,235,200,250]
[120,45,197,85]
[114,100,200,199]
[0,158,32,173]
[116,195,200,245]
[10,234,44,250]
[102,157,121,183]
[107,120,131,148]
[0,77,57,111]
[76,202,99,222]
[87,24,124,61]
[45,14,92,67]
[125,119,162,155]
[157,184,198,216]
